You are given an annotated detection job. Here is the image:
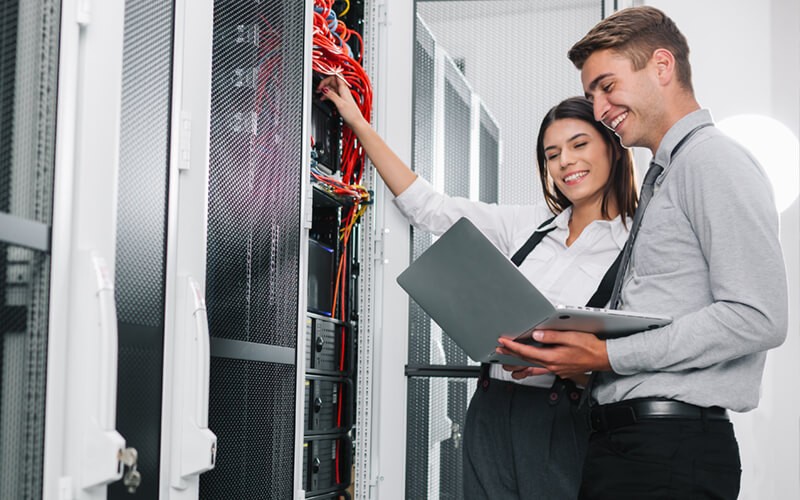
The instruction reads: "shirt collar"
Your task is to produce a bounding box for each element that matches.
[653,109,714,182]
[538,206,630,250]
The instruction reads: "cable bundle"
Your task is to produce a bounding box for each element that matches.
[311,1,373,489]
[312,0,372,185]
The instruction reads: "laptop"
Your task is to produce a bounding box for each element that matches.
[396,217,672,366]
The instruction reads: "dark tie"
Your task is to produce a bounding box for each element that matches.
[608,161,664,308]
[581,161,663,407]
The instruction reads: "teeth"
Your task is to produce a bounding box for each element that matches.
[564,171,588,182]
[611,112,628,129]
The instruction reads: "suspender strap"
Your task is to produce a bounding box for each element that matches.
[510,216,557,266]
[585,249,624,308]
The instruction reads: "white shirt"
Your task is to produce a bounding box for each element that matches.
[394,177,630,388]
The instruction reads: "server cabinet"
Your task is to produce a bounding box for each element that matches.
[405,41,478,500]
[0,1,61,498]
[200,1,311,498]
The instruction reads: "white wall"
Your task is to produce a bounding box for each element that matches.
[645,1,800,499]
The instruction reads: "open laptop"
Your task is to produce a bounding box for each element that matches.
[396,217,672,366]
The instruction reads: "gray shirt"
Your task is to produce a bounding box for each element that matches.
[600,109,788,412]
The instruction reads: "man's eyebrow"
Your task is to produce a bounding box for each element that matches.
[586,72,614,93]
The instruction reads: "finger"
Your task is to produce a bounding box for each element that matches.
[534,329,594,346]
[525,367,553,376]
[511,367,551,380]
[501,364,526,372]
[320,86,342,106]
[496,337,545,357]
[317,75,338,92]
[510,367,534,380]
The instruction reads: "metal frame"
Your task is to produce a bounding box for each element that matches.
[0,213,50,251]
[353,0,416,498]
[157,0,218,497]
[43,1,128,498]
[293,1,315,498]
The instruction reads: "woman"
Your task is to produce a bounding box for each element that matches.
[319,77,637,499]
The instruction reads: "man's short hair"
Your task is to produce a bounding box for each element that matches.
[568,6,693,93]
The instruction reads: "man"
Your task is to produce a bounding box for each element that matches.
[496,6,788,499]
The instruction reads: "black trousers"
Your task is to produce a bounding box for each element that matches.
[579,418,741,500]
[463,378,589,500]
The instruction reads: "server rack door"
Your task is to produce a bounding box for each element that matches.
[157,0,218,498]
[107,1,177,498]
[43,1,130,499]
[200,1,310,498]
[0,0,61,498]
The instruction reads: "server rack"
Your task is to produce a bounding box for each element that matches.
[303,1,368,496]
[200,1,309,498]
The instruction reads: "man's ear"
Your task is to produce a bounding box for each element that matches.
[652,48,676,86]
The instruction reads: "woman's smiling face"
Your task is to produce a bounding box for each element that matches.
[543,117,613,209]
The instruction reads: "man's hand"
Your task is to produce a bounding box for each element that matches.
[497,330,611,380]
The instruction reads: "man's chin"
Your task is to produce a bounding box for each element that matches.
[615,131,637,149]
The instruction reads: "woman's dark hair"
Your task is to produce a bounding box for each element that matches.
[536,96,638,222]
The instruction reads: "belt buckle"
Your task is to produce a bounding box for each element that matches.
[590,405,638,432]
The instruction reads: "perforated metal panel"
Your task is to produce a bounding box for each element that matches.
[417,0,601,205]
[406,17,437,498]
[201,358,296,499]
[203,0,305,497]
[0,246,51,499]
[406,377,472,500]
[0,0,60,498]
[409,15,436,367]
[114,0,175,328]
[109,1,175,498]
[0,1,59,225]
[479,106,499,204]
[442,57,471,201]
[205,0,306,348]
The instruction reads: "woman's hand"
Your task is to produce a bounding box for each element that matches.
[317,75,365,127]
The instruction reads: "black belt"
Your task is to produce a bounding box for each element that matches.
[589,398,729,432]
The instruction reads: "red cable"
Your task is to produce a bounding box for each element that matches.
[311,1,373,487]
